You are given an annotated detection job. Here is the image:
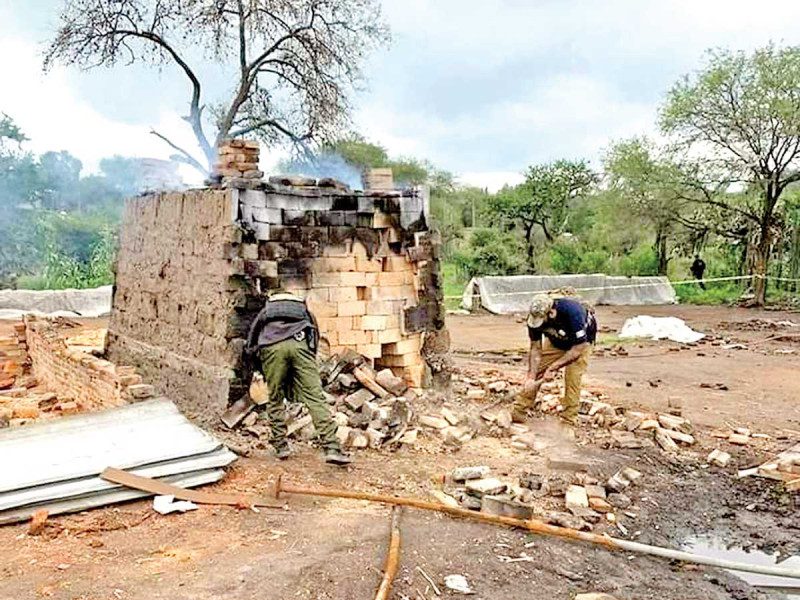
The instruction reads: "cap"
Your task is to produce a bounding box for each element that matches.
[527,294,554,329]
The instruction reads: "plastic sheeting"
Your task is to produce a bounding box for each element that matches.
[619,315,705,344]
[461,274,676,314]
[0,285,113,319]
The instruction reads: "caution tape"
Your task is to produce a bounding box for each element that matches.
[444,274,755,301]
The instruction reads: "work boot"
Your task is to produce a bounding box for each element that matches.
[273,445,291,460]
[324,449,353,466]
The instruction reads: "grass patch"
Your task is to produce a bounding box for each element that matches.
[442,262,468,310]
[674,281,742,305]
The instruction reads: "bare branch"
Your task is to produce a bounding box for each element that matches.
[149,129,206,174]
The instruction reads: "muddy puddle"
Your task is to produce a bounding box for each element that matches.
[684,535,800,599]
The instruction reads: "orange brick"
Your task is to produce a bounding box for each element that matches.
[313,272,365,287]
[376,328,402,344]
[329,286,359,302]
[383,335,423,355]
[376,353,422,367]
[306,288,330,302]
[355,256,383,272]
[356,343,382,359]
[364,273,379,287]
[377,271,408,286]
[383,255,410,272]
[337,300,367,317]
[339,330,371,345]
[329,316,355,332]
[307,301,338,318]
[322,331,339,346]
[360,315,388,331]
[403,364,427,387]
[312,257,356,273]
[366,300,400,315]
[370,285,416,301]
[373,211,393,228]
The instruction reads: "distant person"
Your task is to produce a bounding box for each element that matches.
[512,294,597,426]
[690,255,706,290]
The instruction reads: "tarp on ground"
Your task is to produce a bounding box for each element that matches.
[0,285,112,319]
[461,274,677,314]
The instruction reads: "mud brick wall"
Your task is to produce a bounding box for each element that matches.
[106,189,242,425]
[107,149,448,425]
[25,317,150,409]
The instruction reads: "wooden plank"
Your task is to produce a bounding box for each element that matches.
[353,366,390,398]
[101,467,283,508]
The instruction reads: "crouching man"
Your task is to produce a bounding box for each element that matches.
[512,294,597,425]
[246,292,352,466]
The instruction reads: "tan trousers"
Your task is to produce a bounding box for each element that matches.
[514,339,591,420]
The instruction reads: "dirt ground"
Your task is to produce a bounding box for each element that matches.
[0,305,798,600]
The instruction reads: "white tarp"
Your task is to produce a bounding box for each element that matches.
[461,274,676,314]
[0,285,112,319]
[619,315,705,344]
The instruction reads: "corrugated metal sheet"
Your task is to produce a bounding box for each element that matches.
[0,469,226,525]
[0,448,237,511]
[0,398,237,524]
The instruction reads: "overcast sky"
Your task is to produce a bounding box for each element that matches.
[2,0,800,190]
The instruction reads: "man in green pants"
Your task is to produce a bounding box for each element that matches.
[246,292,351,466]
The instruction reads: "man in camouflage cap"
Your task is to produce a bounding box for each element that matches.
[512,293,597,425]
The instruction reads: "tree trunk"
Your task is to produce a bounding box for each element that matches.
[655,227,668,276]
[524,222,536,272]
[752,214,772,306]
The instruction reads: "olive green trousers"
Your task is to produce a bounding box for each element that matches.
[513,339,591,421]
[259,338,340,452]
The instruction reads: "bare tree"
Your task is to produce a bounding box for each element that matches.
[45,0,389,173]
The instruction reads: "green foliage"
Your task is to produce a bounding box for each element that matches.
[486,160,595,269]
[660,44,800,304]
[33,212,116,289]
[618,245,660,277]
[451,228,526,278]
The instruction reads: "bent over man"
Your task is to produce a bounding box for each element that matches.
[245,292,351,466]
[512,294,597,425]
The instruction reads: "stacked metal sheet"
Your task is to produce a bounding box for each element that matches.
[0,398,237,524]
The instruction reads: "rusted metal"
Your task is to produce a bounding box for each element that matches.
[273,477,800,581]
[374,506,402,600]
[273,478,618,549]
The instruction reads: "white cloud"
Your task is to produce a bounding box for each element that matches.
[5,0,800,190]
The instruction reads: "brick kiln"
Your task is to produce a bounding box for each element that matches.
[106,141,448,427]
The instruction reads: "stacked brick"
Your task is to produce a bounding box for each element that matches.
[0,322,28,390]
[26,317,153,410]
[211,140,263,186]
[229,182,441,389]
[107,140,448,426]
[106,189,245,426]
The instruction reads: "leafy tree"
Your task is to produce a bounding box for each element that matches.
[46,0,389,174]
[661,44,800,305]
[452,228,526,278]
[0,115,41,282]
[604,138,691,275]
[487,160,595,270]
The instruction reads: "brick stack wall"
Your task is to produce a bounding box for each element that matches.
[0,321,28,387]
[107,139,448,425]
[105,189,243,425]
[25,317,152,409]
[228,179,444,390]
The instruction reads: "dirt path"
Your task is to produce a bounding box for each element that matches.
[449,305,800,434]
[0,305,798,599]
